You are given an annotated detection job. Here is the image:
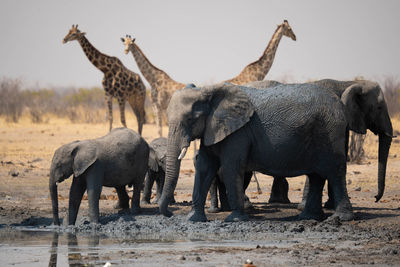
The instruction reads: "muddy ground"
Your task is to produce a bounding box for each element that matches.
[0,118,400,266]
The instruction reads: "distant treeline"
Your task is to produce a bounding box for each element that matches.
[0,78,153,123]
[0,76,399,123]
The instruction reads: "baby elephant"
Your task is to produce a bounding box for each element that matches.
[49,128,149,225]
[141,137,176,205]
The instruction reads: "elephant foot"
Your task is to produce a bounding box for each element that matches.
[323,199,335,210]
[332,210,354,221]
[224,210,249,222]
[131,206,142,215]
[268,196,291,204]
[188,210,207,222]
[244,199,254,210]
[298,209,325,221]
[140,199,151,206]
[160,209,173,217]
[114,201,129,210]
[169,197,176,204]
[297,201,306,211]
[207,206,221,213]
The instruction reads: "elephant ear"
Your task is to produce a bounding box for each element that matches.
[341,84,367,134]
[202,83,254,146]
[148,147,159,172]
[72,142,98,177]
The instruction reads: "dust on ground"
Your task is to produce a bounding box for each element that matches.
[0,117,400,266]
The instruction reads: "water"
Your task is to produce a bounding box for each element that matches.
[0,229,280,266]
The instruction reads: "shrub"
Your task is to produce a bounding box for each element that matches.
[0,78,24,122]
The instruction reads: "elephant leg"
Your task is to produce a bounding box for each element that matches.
[221,162,248,222]
[217,176,231,211]
[269,177,291,204]
[141,171,154,205]
[86,167,104,224]
[68,176,86,225]
[327,171,354,221]
[115,186,129,210]
[131,181,142,215]
[189,150,218,222]
[297,176,310,211]
[243,172,254,210]
[299,173,325,221]
[207,178,220,213]
[324,182,335,209]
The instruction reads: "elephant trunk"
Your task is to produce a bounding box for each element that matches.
[49,172,60,225]
[159,132,184,216]
[375,133,392,202]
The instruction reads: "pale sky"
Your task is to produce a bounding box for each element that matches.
[0,0,399,89]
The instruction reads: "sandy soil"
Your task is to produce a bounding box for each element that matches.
[0,116,400,266]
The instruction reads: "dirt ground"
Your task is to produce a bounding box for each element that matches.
[0,116,400,266]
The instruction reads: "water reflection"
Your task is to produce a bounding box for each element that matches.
[48,232,102,267]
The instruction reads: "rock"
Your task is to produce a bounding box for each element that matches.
[347,179,352,185]
[9,169,19,177]
[177,255,186,260]
[244,259,256,267]
[354,187,361,191]
[195,256,202,262]
[291,224,305,233]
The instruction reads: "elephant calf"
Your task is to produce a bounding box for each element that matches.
[49,128,149,225]
[141,137,176,205]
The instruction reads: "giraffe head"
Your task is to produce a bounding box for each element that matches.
[281,20,296,41]
[121,35,136,54]
[63,24,86,44]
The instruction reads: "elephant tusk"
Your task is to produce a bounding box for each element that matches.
[178,147,188,160]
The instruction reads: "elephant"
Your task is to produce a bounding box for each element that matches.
[141,137,176,205]
[158,82,354,222]
[248,79,393,207]
[49,127,149,225]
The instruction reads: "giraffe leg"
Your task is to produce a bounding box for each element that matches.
[105,95,113,132]
[118,98,127,128]
[127,94,145,135]
[150,87,162,137]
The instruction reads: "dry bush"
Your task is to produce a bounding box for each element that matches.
[381,75,400,116]
[22,88,59,123]
[63,87,107,123]
[0,78,23,122]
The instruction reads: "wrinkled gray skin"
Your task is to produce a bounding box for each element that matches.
[159,83,354,222]
[249,79,393,207]
[49,128,149,225]
[141,137,176,205]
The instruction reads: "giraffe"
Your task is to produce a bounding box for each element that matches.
[121,35,185,137]
[225,19,296,85]
[63,25,146,134]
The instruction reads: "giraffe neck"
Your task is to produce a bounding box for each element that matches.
[256,25,284,77]
[77,36,112,73]
[129,43,181,87]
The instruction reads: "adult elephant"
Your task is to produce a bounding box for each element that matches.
[49,128,149,225]
[249,79,393,206]
[158,83,354,222]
